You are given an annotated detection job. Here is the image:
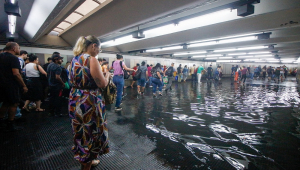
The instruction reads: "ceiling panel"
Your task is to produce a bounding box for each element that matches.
[75,0,99,15]
[65,12,83,24]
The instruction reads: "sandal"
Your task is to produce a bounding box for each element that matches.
[22,106,30,112]
[92,160,100,167]
[35,108,45,112]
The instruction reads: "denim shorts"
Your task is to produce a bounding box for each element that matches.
[137,78,146,87]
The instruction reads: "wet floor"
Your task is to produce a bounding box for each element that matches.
[120,77,300,169]
[1,78,300,170]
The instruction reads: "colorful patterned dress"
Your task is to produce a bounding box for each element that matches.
[68,54,109,163]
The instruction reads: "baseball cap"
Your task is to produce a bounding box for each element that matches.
[52,54,63,61]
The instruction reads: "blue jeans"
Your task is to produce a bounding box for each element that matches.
[113,75,124,107]
[147,76,152,86]
[137,78,146,87]
[152,78,162,94]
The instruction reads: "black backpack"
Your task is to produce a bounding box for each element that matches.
[166,67,174,77]
[60,67,68,83]
[134,66,142,80]
[151,67,159,79]
[112,61,130,79]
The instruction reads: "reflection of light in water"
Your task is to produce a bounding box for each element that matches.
[142,79,298,169]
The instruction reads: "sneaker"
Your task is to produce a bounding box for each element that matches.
[115,107,122,111]
[153,94,156,98]
[141,92,144,95]
[159,93,163,96]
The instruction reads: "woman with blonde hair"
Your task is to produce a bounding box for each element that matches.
[69,35,110,170]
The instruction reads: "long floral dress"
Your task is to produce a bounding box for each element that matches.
[68,53,109,163]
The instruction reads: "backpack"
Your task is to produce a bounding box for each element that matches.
[166,67,174,77]
[60,67,68,83]
[151,67,159,79]
[112,61,130,79]
[134,66,142,80]
[102,78,117,104]
[194,67,199,74]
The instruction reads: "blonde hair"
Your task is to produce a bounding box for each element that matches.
[73,35,100,56]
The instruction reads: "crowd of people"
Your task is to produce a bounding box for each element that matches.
[230,65,290,84]
[0,43,70,132]
[0,37,297,170]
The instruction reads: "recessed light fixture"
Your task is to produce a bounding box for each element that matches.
[173,51,206,56]
[216,60,241,62]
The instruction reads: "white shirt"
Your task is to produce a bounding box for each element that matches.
[25,63,40,77]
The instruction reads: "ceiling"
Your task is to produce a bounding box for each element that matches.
[1,0,300,62]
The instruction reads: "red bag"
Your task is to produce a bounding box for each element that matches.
[194,67,199,74]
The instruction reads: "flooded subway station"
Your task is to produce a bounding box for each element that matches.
[1,0,300,170]
[1,78,300,170]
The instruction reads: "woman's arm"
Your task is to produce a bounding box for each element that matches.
[90,57,109,88]
[37,65,47,75]
[123,64,135,72]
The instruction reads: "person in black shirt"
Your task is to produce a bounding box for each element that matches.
[47,54,65,116]
[42,57,52,100]
[0,42,28,131]
[207,65,213,80]
[177,64,183,82]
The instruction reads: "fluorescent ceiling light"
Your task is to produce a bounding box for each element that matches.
[244,59,262,61]
[238,46,268,50]
[101,40,114,46]
[192,55,206,58]
[228,53,247,56]
[218,36,257,44]
[206,57,218,60]
[10,0,15,4]
[188,41,217,48]
[254,55,273,57]
[146,49,162,53]
[207,54,222,57]
[162,46,182,51]
[214,49,237,52]
[144,24,176,36]
[248,51,271,55]
[174,51,206,56]
[237,56,255,58]
[25,0,60,38]
[8,15,16,34]
[115,35,134,44]
[217,60,241,63]
[220,57,233,59]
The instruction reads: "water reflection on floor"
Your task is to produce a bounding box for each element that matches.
[121,78,300,170]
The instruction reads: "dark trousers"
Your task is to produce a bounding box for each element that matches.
[241,74,247,83]
[49,87,62,115]
[207,72,212,79]
[192,74,197,81]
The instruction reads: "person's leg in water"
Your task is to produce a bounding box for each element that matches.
[152,79,158,97]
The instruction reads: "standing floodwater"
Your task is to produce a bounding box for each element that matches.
[122,78,300,169]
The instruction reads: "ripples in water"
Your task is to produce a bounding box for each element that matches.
[123,78,300,169]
